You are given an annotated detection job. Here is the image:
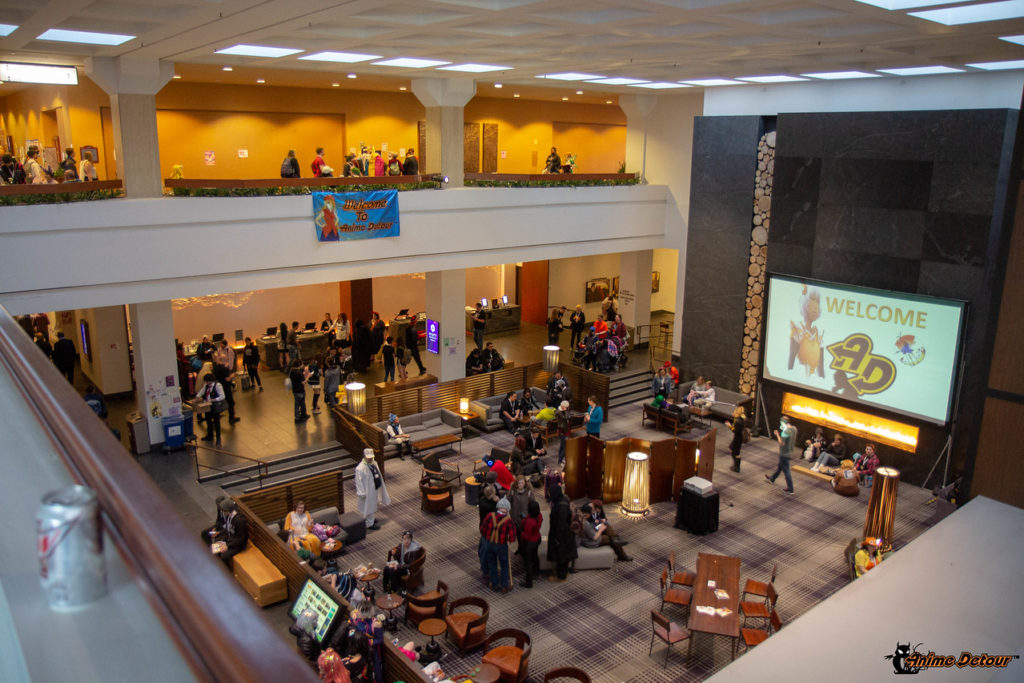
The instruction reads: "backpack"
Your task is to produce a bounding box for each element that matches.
[280,158,295,178]
[742,427,752,444]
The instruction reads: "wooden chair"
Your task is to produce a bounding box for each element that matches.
[420,477,455,514]
[742,562,778,603]
[422,450,462,489]
[404,579,448,626]
[388,545,426,593]
[649,609,692,667]
[481,628,532,683]
[741,609,783,651]
[542,667,591,682]
[642,403,661,430]
[740,583,777,626]
[445,596,490,654]
[659,568,691,621]
[668,550,695,588]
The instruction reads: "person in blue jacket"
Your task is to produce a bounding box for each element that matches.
[585,395,603,438]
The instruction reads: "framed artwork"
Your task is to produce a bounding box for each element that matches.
[80,145,98,165]
[611,276,619,294]
[652,271,661,293]
[585,277,610,303]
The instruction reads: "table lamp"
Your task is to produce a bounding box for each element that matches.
[543,345,560,373]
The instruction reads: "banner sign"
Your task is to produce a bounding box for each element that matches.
[312,190,400,242]
[763,275,965,425]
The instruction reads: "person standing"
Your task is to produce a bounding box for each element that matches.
[213,359,240,425]
[369,313,385,364]
[34,332,53,360]
[202,498,248,567]
[546,485,576,582]
[555,400,571,466]
[311,147,326,177]
[569,305,586,349]
[395,337,410,381]
[651,367,673,398]
[242,337,262,391]
[60,147,77,176]
[320,312,335,343]
[518,500,542,588]
[471,302,486,351]
[373,150,386,177]
[765,415,797,494]
[546,308,564,346]
[381,335,396,382]
[288,321,302,366]
[52,331,77,384]
[78,151,98,181]
[289,359,309,422]
[277,322,288,369]
[545,147,561,174]
[403,323,426,376]
[352,320,371,373]
[585,395,603,438]
[323,360,341,408]
[355,449,390,531]
[23,146,46,184]
[480,504,517,593]
[307,357,322,414]
[198,373,226,444]
[725,406,746,473]
[403,148,419,176]
[334,312,351,349]
[281,149,301,178]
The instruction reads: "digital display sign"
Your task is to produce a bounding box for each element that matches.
[426,319,440,354]
[289,579,341,643]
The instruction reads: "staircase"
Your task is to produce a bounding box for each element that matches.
[199,444,358,495]
[607,367,653,411]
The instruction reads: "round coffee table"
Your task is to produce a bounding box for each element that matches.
[354,567,381,603]
[375,593,404,634]
[470,663,501,683]
[320,538,345,563]
[418,617,447,664]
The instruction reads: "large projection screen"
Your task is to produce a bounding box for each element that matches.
[762,275,965,425]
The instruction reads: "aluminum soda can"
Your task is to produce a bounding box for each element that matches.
[37,484,107,609]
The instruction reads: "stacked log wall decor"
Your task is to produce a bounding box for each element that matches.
[739,130,776,396]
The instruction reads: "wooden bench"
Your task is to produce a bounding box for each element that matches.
[232,542,287,607]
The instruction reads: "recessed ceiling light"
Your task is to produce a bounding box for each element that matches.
[0,24,18,37]
[683,78,743,86]
[331,82,340,87]
[586,77,650,85]
[910,0,1024,25]
[299,51,380,63]
[737,75,807,83]
[575,89,583,95]
[172,74,182,80]
[999,34,1024,45]
[561,96,569,101]
[605,100,613,104]
[851,0,960,9]
[374,57,451,68]
[214,44,302,58]
[537,72,604,81]
[347,73,357,79]
[399,86,407,91]
[222,66,233,72]
[256,78,266,84]
[494,82,502,88]
[630,82,692,89]
[0,62,78,85]
[513,93,520,98]
[967,59,1024,70]
[37,28,134,46]
[878,65,964,75]
[801,71,881,79]
[437,63,510,73]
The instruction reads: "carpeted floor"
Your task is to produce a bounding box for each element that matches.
[331,403,937,682]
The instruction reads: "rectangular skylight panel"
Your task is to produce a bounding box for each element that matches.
[999,34,1024,45]
[878,65,964,75]
[967,59,1024,70]
[0,62,78,85]
[215,44,302,58]
[37,28,134,46]
[373,57,451,68]
[801,71,881,79]
[438,63,511,72]
[299,51,381,63]
[683,78,743,86]
[909,0,1024,25]
[629,82,692,89]
[851,1,961,9]
[537,72,604,80]
[737,74,808,83]
[586,77,650,85]
[0,24,18,37]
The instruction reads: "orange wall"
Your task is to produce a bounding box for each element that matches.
[552,121,626,173]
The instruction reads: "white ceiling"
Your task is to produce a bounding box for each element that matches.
[1,0,1023,96]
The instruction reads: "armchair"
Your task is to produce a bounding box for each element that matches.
[420,477,455,514]
[404,579,448,626]
[421,451,462,489]
[445,596,490,654]
[482,628,531,683]
[388,544,426,593]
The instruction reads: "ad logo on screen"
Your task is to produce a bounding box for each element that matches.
[827,333,896,396]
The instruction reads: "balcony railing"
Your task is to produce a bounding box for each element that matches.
[0,179,123,206]
[465,172,638,187]
[165,175,439,196]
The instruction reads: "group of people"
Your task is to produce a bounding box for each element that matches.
[575,313,629,373]
[465,341,504,376]
[283,146,419,179]
[542,146,576,174]
[1,146,98,185]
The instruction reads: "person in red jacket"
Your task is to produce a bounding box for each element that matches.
[518,500,543,588]
[480,506,517,593]
[855,443,881,483]
[311,147,326,177]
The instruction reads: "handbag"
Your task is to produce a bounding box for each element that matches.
[743,427,752,444]
[211,399,228,415]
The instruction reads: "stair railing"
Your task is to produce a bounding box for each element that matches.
[189,440,270,488]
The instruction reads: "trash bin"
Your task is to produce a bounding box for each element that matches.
[464,475,480,506]
[162,415,186,452]
[181,407,194,442]
[126,412,149,456]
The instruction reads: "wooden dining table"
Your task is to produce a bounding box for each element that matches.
[688,552,742,660]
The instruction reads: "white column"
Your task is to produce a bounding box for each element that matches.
[411,78,476,188]
[618,250,653,341]
[129,300,178,450]
[85,57,174,198]
[425,270,466,382]
[618,94,656,183]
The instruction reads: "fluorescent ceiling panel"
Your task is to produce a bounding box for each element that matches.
[851,0,959,9]
[909,0,1024,25]
[967,59,1024,70]
[0,24,17,37]
[999,34,1024,44]
[878,65,964,75]
[629,81,691,89]
[214,44,302,58]
[537,72,604,80]
[437,63,510,72]
[373,57,451,68]
[586,77,650,85]
[299,51,380,63]
[37,28,134,46]
[0,62,78,85]
[737,74,808,83]
[801,71,881,79]
[683,78,743,86]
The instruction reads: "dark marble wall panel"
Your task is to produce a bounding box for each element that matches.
[928,162,1000,215]
[818,158,933,210]
[815,206,926,260]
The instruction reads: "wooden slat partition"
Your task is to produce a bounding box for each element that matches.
[462,372,494,400]
[238,470,346,525]
[330,405,380,471]
[0,179,122,196]
[563,436,587,500]
[650,439,678,502]
[673,440,698,499]
[558,362,610,419]
[601,438,629,503]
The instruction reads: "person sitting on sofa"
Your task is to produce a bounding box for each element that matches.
[651,367,674,397]
[511,435,543,477]
[578,503,632,562]
[524,426,547,459]
[500,391,519,433]
[546,371,570,406]
[383,531,422,595]
[810,433,847,472]
[517,388,540,417]
[385,413,413,460]
[682,375,707,405]
[202,497,249,566]
[285,500,322,556]
[690,378,716,410]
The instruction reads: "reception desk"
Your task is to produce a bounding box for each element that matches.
[256,332,329,370]
[465,305,521,334]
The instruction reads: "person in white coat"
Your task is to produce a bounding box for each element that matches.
[355,448,390,530]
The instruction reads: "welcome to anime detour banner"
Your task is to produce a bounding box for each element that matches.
[312,190,400,242]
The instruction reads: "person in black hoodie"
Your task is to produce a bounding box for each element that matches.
[52,332,77,384]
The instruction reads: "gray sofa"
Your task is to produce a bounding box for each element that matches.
[469,387,549,433]
[537,512,614,571]
[373,409,462,458]
[677,380,754,421]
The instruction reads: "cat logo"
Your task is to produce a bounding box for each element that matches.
[884,642,1019,674]
[827,333,896,395]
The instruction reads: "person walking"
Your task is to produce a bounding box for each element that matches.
[311,147,326,177]
[546,308,564,347]
[395,337,410,381]
[323,360,341,408]
[765,415,796,494]
[289,359,309,422]
[280,149,300,178]
[585,395,603,438]
[471,302,486,351]
[403,323,426,376]
[307,357,322,414]
[242,337,263,390]
[725,406,746,472]
[52,331,77,384]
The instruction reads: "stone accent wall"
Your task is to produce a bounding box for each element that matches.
[739,130,775,395]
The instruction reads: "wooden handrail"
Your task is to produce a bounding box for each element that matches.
[0,307,316,682]
[465,172,636,182]
[0,179,123,196]
[165,175,433,189]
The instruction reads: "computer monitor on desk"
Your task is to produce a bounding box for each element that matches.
[211,332,225,343]
[304,322,316,331]
[501,295,509,305]
[265,326,276,337]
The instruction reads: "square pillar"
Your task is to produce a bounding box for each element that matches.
[128,300,180,450]
[412,78,476,188]
[425,270,466,382]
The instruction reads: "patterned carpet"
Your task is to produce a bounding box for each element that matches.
[336,401,937,682]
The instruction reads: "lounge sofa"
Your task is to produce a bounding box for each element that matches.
[373,409,462,459]
[537,512,614,572]
[469,387,548,433]
[677,381,754,421]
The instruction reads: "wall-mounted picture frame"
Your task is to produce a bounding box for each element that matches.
[585,277,610,303]
[80,145,99,166]
[652,271,661,293]
[611,276,619,294]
